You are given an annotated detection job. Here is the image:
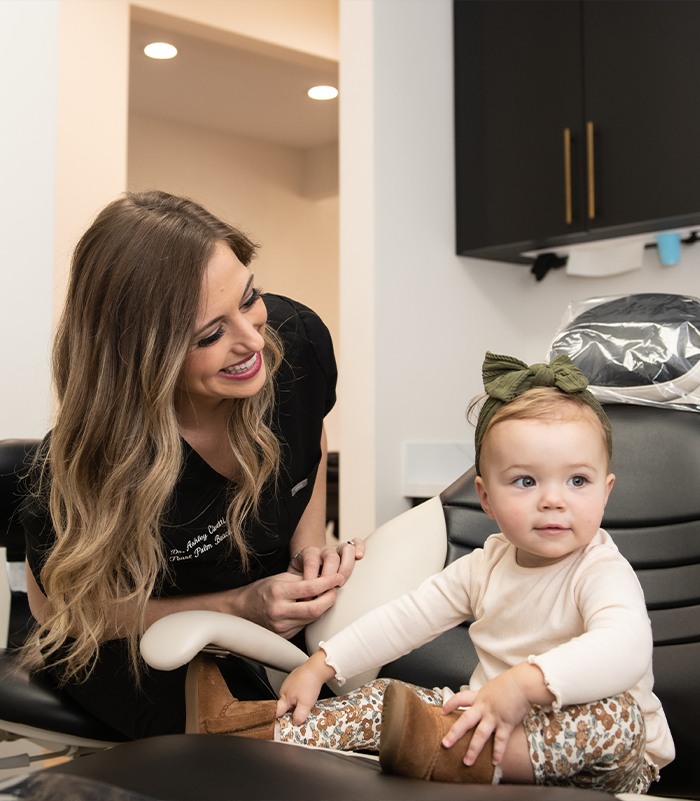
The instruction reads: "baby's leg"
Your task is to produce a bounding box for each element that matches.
[516,692,653,794]
[276,678,442,751]
[498,724,535,783]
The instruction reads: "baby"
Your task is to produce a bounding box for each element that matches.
[187,352,675,794]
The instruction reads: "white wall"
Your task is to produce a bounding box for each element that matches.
[128,113,340,448]
[338,0,700,538]
[53,0,130,322]
[0,0,129,440]
[0,1,58,439]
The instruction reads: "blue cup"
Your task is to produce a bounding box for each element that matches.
[656,232,682,266]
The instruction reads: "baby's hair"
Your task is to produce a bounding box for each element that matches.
[468,386,613,475]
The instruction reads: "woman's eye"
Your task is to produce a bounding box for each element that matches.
[513,476,535,488]
[242,286,262,310]
[568,475,588,488]
[196,327,224,348]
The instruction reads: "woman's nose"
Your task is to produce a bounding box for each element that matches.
[231,314,265,351]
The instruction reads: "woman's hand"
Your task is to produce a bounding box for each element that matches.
[143,539,365,642]
[441,664,551,766]
[143,567,348,641]
[228,570,346,640]
[276,651,336,724]
[288,537,366,583]
[214,537,366,641]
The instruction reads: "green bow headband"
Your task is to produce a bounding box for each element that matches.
[474,351,609,474]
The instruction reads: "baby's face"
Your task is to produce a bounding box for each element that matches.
[474,416,615,568]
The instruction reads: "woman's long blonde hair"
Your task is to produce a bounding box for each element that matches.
[23,191,283,683]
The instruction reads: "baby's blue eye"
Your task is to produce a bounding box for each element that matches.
[568,475,588,488]
[513,476,536,488]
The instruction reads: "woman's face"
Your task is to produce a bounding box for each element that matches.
[176,241,268,412]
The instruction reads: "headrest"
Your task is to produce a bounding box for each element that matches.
[549,293,700,412]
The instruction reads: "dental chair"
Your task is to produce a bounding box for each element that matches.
[0,403,698,800]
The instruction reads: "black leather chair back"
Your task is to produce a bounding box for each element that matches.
[0,438,39,562]
[0,438,40,647]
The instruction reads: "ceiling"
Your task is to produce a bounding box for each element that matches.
[129,17,339,151]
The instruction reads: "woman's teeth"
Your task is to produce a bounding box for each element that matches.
[223,354,257,374]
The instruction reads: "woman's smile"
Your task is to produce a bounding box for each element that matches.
[220,352,263,379]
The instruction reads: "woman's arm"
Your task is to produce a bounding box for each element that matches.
[287,426,364,583]
[288,425,331,561]
[25,562,50,623]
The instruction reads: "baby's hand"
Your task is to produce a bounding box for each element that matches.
[276,651,336,724]
[441,665,544,766]
[442,662,554,765]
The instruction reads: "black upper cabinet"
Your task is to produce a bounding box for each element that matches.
[454,1,700,263]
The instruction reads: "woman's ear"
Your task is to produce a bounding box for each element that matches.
[475,476,496,520]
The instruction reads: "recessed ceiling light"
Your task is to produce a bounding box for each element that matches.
[144,42,178,60]
[308,85,338,101]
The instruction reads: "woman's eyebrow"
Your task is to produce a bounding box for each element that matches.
[192,275,255,337]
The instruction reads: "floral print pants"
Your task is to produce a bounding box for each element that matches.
[276,678,655,794]
[524,691,656,793]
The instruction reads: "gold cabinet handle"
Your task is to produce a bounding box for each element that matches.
[586,121,596,220]
[563,128,572,224]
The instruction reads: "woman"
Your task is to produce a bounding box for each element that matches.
[21,190,363,737]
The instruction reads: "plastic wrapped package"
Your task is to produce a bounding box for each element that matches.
[548,293,700,412]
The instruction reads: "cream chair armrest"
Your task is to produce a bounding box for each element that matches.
[140,497,448,686]
[306,495,448,692]
[139,610,307,673]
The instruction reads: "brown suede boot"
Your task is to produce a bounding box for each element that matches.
[184,654,278,738]
[379,681,495,783]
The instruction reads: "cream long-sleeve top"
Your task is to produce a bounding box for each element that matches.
[320,529,674,769]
